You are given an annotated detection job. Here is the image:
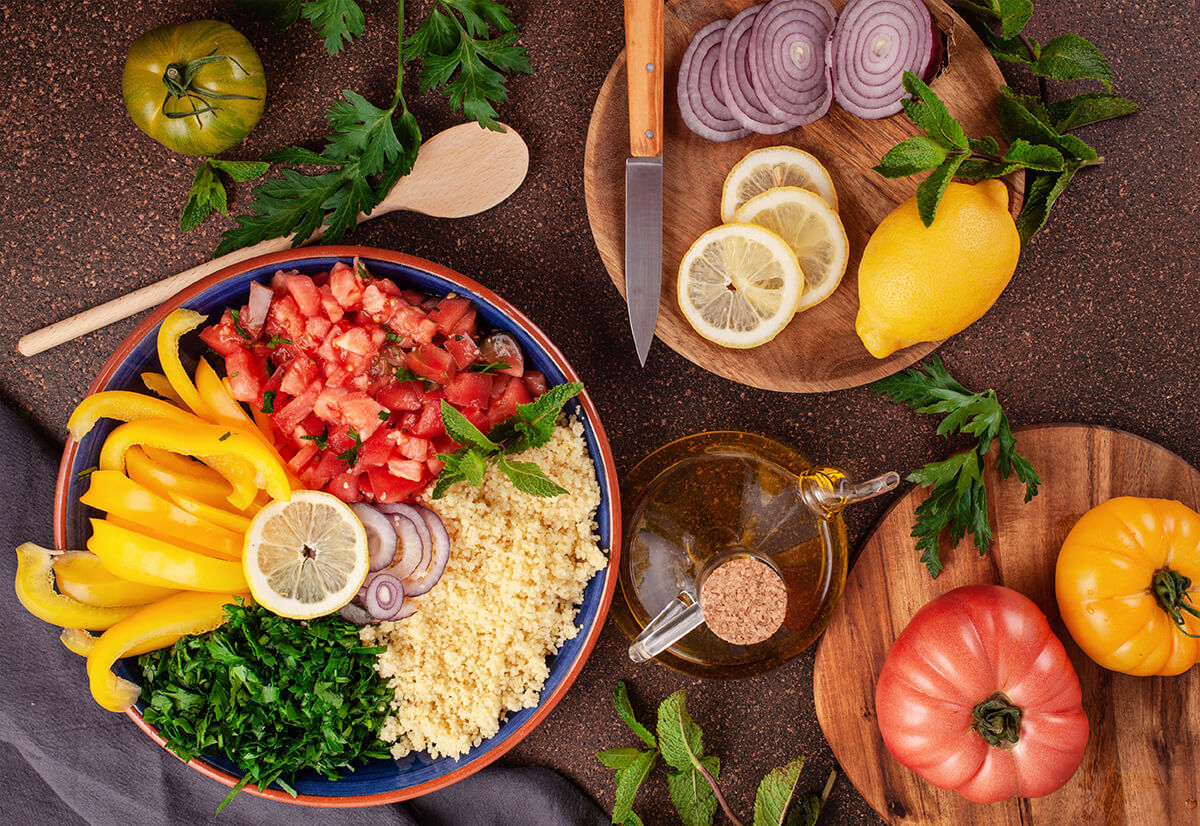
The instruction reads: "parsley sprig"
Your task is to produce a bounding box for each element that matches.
[220,0,529,255]
[598,682,835,826]
[872,357,1040,578]
[874,0,1138,240]
[433,381,582,499]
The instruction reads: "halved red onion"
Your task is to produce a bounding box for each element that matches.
[750,0,837,125]
[678,20,752,142]
[375,503,432,576]
[401,506,450,597]
[339,601,374,626]
[350,503,398,571]
[363,572,410,621]
[719,6,796,134]
[829,0,936,119]
[244,281,272,338]
[386,511,426,580]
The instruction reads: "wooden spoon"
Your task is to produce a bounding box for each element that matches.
[18,122,529,357]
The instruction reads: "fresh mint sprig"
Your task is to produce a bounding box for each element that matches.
[179,159,270,232]
[597,682,835,826]
[872,356,1040,578]
[875,0,1138,240]
[432,381,583,499]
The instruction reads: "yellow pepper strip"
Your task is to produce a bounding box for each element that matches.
[126,446,248,515]
[80,470,243,560]
[87,590,241,712]
[158,308,214,419]
[61,628,99,656]
[168,493,254,534]
[140,372,184,406]
[99,418,289,509]
[88,518,247,592]
[196,360,303,490]
[53,549,178,607]
[66,390,207,443]
[14,544,141,630]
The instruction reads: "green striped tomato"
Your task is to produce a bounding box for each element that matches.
[122,20,265,156]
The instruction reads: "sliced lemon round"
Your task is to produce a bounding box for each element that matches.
[733,187,849,312]
[721,146,839,223]
[677,223,804,349]
[242,490,368,619]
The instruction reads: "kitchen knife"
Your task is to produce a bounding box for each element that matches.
[624,0,665,366]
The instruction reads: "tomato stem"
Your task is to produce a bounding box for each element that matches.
[1152,568,1200,638]
[161,55,260,125]
[971,691,1022,748]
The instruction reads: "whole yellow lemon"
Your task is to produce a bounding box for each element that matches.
[856,180,1020,359]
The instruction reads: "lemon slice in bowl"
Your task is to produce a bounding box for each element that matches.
[733,187,849,312]
[677,223,804,349]
[243,490,369,619]
[721,146,839,222]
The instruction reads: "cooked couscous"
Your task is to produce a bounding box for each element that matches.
[359,418,606,759]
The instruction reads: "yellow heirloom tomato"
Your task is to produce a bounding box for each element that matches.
[1056,496,1200,676]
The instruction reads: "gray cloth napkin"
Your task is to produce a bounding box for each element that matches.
[0,402,605,826]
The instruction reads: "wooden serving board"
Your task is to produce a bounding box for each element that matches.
[584,0,1024,392]
[813,425,1200,825]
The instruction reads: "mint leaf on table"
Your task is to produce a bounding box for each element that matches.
[873,137,948,178]
[613,749,657,825]
[656,690,707,772]
[615,681,658,749]
[1015,165,1079,242]
[752,756,807,826]
[899,73,969,151]
[1048,93,1141,132]
[179,159,272,233]
[996,88,1100,161]
[209,159,273,181]
[916,154,965,226]
[952,0,1032,39]
[1028,33,1113,90]
[667,757,720,826]
[597,747,643,770]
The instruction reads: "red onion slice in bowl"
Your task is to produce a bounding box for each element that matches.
[363,572,412,621]
[829,0,936,119]
[401,506,450,597]
[750,0,837,125]
[386,511,427,580]
[678,20,752,142]
[719,6,797,135]
[350,502,398,572]
[375,502,432,570]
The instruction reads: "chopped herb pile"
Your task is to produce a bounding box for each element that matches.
[139,601,392,812]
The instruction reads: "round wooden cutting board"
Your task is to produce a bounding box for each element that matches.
[584,0,1024,392]
[813,425,1200,825]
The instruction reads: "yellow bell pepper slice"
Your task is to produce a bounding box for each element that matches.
[61,628,98,656]
[99,418,289,509]
[87,590,240,712]
[14,543,141,630]
[67,390,207,442]
[53,549,178,607]
[140,372,184,406]
[80,470,243,560]
[126,446,248,516]
[167,493,254,534]
[87,518,247,592]
[158,308,214,419]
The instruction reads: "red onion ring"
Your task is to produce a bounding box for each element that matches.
[400,506,450,597]
[350,502,398,571]
[363,571,410,621]
[750,0,837,125]
[829,0,936,119]
[719,6,795,134]
[678,20,752,142]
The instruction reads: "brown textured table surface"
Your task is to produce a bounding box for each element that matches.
[2,1,1197,824]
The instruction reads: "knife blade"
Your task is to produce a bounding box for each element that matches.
[623,0,665,366]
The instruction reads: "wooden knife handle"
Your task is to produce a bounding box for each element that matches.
[625,0,664,157]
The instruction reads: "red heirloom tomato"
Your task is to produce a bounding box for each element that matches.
[875,585,1088,804]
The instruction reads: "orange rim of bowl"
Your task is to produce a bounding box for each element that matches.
[52,245,622,807]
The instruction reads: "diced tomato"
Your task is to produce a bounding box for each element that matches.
[303,316,332,348]
[329,262,364,309]
[407,344,456,385]
[328,423,357,453]
[360,283,390,315]
[412,402,446,439]
[367,467,426,503]
[400,289,425,306]
[356,429,392,470]
[224,348,266,403]
[327,471,363,502]
[314,385,351,422]
[387,457,426,481]
[287,443,319,474]
[462,405,491,436]
[395,434,429,461]
[429,297,472,335]
[333,326,373,356]
[426,455,446,475]
[376,381,423,412]
[489,375,511,403]
[445,334,482,369]
[273,381,320,435]
[444,372,492,409]
[284,274,322,317]
[280,357,318,396]
[488,374,532,427]
[339,391,384,439]
[523,370,548,397]
[318,284,344,322]
[385,302,437,345]
[311,450,345,485]
[198,310,247,358]
[449,309,477,339]
[480,332,524,377]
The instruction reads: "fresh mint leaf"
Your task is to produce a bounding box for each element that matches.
[430,465,466,499]
[656,690,705,772]
[1028,33,1113,90]
[1015,164,1078,243]
[873,137,949,178]
[1048,92,1140,132]
[968,135,1001,155]
[496,455,566,497]
[955,159,1021,180]
[615,682,658,749]
[951,0,1032,39]
[753,756,806,826]
[899,72,969,150]
[440,400,500,451]
[1001,139,1065,171]
[667,757,720,826]
[209,159,272,181]
[459,448,488,485]
[509,381,583,449]
[180,161,227,233]
[785,770,837,826]
[613,749,657,824]
[597,747,643,771]
[916,153,965,226]
[997,89,1100,161]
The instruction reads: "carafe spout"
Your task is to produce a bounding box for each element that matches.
[799,468,900,518]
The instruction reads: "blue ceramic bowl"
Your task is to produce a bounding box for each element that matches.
[54,246,620,807]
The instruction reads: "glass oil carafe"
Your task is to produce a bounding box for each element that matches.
[613,431,897,678]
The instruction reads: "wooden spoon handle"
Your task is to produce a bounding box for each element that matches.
[624,0,664,157]
[16,234,302,357]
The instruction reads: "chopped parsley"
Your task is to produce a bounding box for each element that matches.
[470,361,510,374]
[393,366,420,383]
[265,335,292,349]
[75,466,98,480]
[261,391,277,414]
[300,425,329,451]
[218,431,232,442]
[378,409,391,421]
[337,428,363,467]
[229,309,251,340]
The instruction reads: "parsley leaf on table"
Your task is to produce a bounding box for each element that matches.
[872,356,1041,578]
[238,0,372,55]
